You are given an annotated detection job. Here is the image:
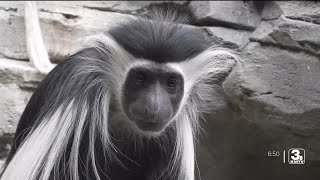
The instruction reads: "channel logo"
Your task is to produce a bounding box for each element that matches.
[288,148,305,164]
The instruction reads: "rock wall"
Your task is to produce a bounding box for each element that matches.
[0,1,319,179]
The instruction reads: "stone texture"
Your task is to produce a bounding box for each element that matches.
[0,4,26,60]
[0,59,41,129]
[205,27,251,49]
[223,43,320,132]
[0,58,45,89]
[0,84,33,154]
[261,1,283,21]
[0,58,43,127]
[80,1,187,13]
[0,58,42,159]
[197,42,320,180]
[0,1,188,14]
[197,108,320,180]
[0,1,133,62]
[189,1,261,30]
[0,1,189,62]
[277,1,320,25]
[250,17,320,56]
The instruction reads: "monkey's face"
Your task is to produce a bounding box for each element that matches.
[122,65,184,133]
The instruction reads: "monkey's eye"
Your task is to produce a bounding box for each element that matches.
[166,77,178,89]
[134,72,146,85]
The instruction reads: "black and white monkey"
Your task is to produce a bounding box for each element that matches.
[0,2,240,180]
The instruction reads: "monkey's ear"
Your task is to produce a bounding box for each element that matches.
[171,48,241,180]
[180,48,242,87]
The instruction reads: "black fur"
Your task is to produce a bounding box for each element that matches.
[2,48,179,180]
[140,2,196,25]
[109,2,210,63]
[109,20,210,63]
[2,48,107,174]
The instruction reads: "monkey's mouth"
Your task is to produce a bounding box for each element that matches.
[134,121,167,132]
[123,106,172,133]
[124,109,171,132]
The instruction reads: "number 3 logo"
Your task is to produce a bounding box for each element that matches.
[291,149,302,160]
[288,148,305,164]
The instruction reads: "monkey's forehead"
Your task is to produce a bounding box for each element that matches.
[108,19,211,63]
[128,59,183,75]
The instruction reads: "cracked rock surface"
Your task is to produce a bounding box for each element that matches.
[223,43,320,131]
